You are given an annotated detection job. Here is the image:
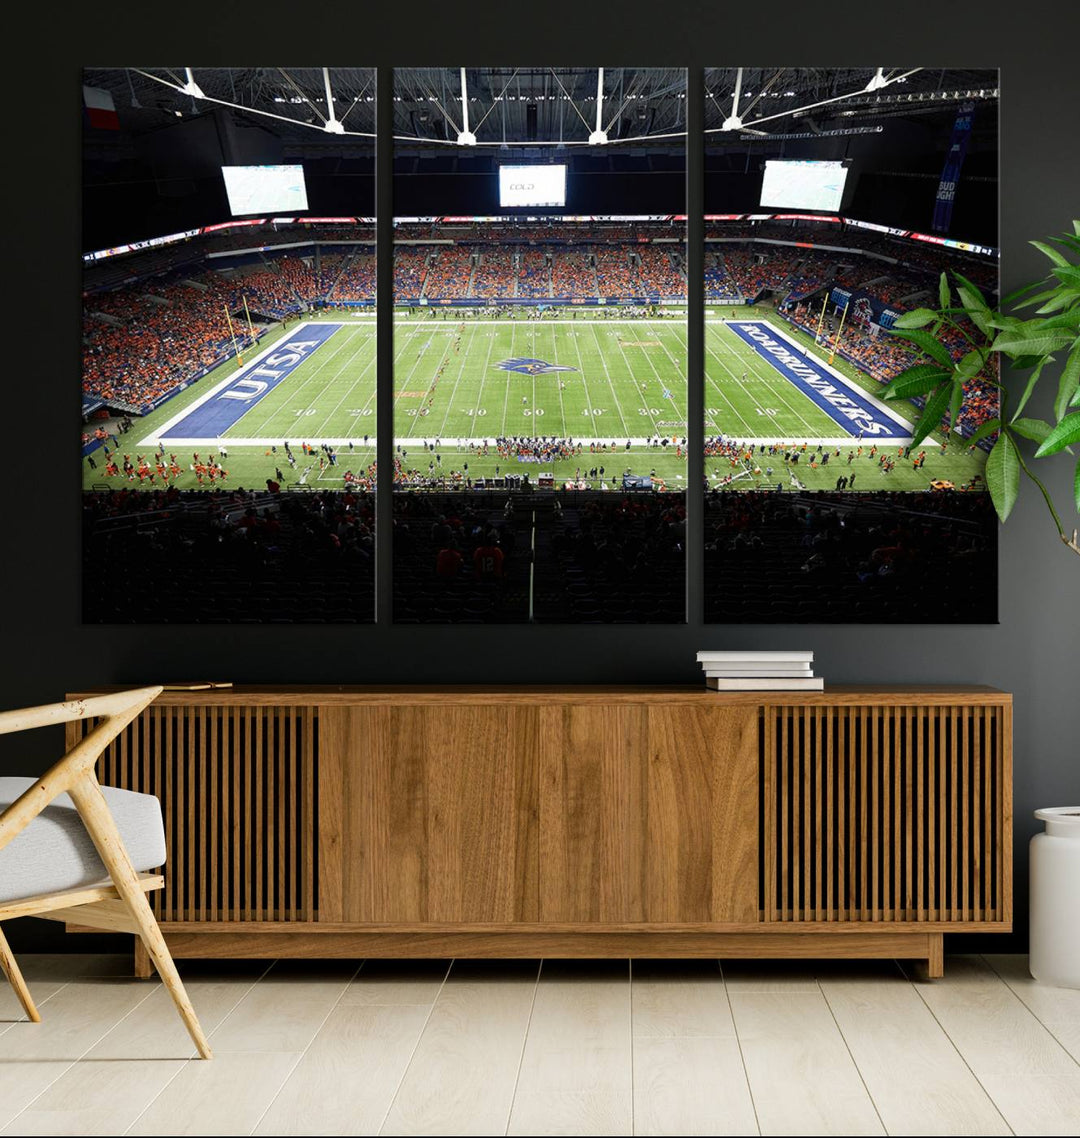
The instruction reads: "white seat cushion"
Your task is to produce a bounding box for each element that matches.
[0,777,166,904]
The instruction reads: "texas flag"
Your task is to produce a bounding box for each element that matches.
[83,85,119,131]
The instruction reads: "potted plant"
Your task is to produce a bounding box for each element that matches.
[883,231,1080,984]
[881,219,1080,557]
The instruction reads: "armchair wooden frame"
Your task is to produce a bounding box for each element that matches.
[0,686,212,1059]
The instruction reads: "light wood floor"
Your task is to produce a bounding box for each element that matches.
[1,953,1079,1135]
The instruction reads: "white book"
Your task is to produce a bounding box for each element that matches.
[706,677,824,691]
[696,650,814,663]
[701,661,812,673]
[705,664,814,673]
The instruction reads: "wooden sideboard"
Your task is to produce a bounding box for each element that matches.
[66,686,1012,977]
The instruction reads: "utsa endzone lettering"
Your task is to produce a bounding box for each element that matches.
[160,324,341,439]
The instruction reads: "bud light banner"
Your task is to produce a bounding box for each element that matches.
[932,105,974,233]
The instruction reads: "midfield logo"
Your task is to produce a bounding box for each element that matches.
[495,358,578,375]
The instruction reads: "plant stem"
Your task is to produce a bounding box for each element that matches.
[1012,436,1080,557]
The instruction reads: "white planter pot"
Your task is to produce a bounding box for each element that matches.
[1030,808,1080,988]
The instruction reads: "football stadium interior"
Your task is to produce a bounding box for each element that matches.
[81,66,999,623]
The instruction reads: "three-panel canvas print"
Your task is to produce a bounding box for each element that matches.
[81,67,999,623]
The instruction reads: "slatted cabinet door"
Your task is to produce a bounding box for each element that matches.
[70,702,319,923]
[762,702,1010,926]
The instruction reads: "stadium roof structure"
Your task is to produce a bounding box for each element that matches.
[392,67,687,148]
[705,67,999,140]
[83,68,377,141]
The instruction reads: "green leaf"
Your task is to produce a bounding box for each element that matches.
[1010,417,1053,443]
[949,378,964,430]
[1035,311,1080,332]
[1011,358,1048,420]
[1036,290,1080,315]
[951,272,986,308]
[939,272,950,309]
[1010,354,1046,371]
[967,417,1001,445]
[893,308,938,329]
[910,383,953,448]
[1035,412,1080,457]
[986,313,1026,332]
[992,329,1074,357]
[1056,344,1080,422]
[1074,220,1080,237]
[883,363,952,400]
[957,288,993,336]
[1032,240,1070,267]
[986,432,1021,522]
[955,350,985,380]
[888,328,954,369]
[1003,279,1051,307]
[1051,265,1080,289]
[1015,286,1067,310]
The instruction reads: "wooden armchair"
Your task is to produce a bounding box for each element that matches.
[0,686,211,1059]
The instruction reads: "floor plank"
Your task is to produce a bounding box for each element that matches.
[86,964,267,1061]
[905,955,1079,1078]
[0,975,66,1030]
[905,956,1080,1134]
[339,960,452,1007]
[507,961,633,1137]
[207,959,357,1053]
[382,960,540,1136]
[0,1059,185,1136]
[126,1050,302,1136]
[633,1036,758,1136]
[253,1005,432,1137]
[631,960,735,1038]
[730,990,884,1136]
[0,978,159,1129]
[820,971,1010,1135]
[976,1073,1080,1137]
[720,961,821,993]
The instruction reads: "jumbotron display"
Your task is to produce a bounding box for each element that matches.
[498,165,567,208]
[222,164,309,217]
[759,159,849,212]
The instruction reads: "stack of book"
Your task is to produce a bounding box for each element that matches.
[696,650,823,691]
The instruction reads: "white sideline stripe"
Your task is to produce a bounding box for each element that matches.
[731,319,916,432]
[393,319,686,325]
[137,321,370,447]
[156,433,938,449]
[709,437,939,449]
[152,436,679,448]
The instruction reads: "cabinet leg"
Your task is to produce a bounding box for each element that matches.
[134,937,151,979]
[927,933,944,979]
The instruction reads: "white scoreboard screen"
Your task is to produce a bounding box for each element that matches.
[759,160,849,212]
[222,165,309,217]
[499,165,567,209]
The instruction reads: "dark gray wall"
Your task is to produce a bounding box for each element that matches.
[3,2,1078,952]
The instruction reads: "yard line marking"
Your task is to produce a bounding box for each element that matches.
[567,321,599,430]
[618,321,688,438]
[237,325,371,439]
[310,331,378,437]
[584,320,632,438]
[434,323,481,439]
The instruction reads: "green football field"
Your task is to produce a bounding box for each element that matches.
[82,308,987,492]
